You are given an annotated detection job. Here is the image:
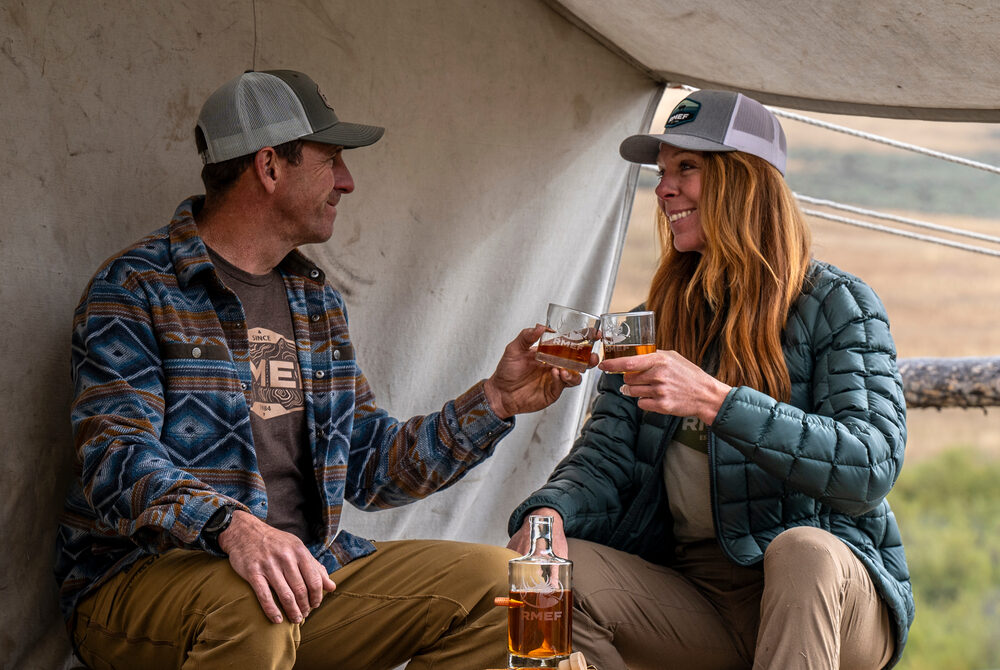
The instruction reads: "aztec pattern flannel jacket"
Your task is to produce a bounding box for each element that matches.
[55,196,513,621]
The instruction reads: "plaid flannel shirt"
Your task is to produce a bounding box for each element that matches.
[55,196,513,621]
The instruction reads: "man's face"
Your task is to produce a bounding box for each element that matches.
[273,141,355,246]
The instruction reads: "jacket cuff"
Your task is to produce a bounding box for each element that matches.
[711,385,781,451]
[508,495,573,537]
[453,380,515,449]
[186,495,251,555]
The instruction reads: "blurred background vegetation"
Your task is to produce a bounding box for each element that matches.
[888,448,1000,670]
[788,148,1000,219]
[610,89,1000,669]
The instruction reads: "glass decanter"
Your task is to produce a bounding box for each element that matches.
[505,515,573,668]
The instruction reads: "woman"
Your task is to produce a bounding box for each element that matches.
[508,90,913,669]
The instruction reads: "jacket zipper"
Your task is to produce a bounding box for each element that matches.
[708,429,747,565]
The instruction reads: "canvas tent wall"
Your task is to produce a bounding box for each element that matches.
[2,1,995,668]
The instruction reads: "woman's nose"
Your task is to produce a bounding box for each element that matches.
[655,173,677,199]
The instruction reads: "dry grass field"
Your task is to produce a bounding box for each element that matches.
[609,95,1000,464]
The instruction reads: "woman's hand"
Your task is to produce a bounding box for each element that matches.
[599,350,732,425]
[506,507,569,558]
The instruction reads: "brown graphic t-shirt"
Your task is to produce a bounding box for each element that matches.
[209,247,321,544]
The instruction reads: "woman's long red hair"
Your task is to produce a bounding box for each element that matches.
[645,151,812,401]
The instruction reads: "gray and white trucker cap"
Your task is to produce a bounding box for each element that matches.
[196,70,385,164]
[619,90,787,175]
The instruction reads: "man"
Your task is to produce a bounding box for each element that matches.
[55,69,584,669]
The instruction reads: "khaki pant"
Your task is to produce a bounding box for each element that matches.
[73,540,516,670]
[570,527,895,670]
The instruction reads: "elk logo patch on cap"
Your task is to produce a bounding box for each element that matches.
[664,99,701,128]
[316,83,334,111]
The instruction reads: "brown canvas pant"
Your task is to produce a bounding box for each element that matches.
[569,527,895,670]
[72,539,516,670]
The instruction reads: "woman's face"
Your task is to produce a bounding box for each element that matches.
[655,144,706,253]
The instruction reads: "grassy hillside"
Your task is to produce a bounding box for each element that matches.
[787,148,1000,219]
[889,448,1000,670]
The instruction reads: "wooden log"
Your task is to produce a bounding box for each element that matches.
[898,356,1000,409]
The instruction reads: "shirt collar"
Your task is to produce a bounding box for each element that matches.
[168,195,326,288]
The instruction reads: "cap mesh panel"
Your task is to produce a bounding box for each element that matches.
[722,95,787,174]
[200,72,311,162]
[731,97,774,142]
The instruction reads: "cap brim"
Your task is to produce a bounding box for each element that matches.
[303,120,385,149]
[619,133,736,164]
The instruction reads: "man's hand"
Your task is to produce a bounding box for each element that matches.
[218,510,336,624]
[506,507,569,558]
[599,350,732,425]
[483,325,595,419]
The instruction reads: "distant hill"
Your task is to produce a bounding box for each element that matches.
[786,149,1000,220]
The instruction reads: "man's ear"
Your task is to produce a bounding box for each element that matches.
[254,148,279,193]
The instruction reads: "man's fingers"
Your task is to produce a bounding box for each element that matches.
[299,556,329,609]
[555,367,582,387]
[247,573,284,624]
[305,576,324,610]
[518,324,547,350]
[275,586,305,624]
[267,562,306,624]
[292,566,319,621]
[291,578,312,619]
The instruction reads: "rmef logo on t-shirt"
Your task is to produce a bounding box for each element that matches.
[248,327,304,420]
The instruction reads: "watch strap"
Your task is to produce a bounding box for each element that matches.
[202,504,236,553]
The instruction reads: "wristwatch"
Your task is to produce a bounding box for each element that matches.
[202,504,236,554]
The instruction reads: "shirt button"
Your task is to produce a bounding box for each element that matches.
[240,382,248,390]
[333,350,342,360]
[310,313,321,322]
[191,347,202,358]
[309,269,320,279]
[316,370,326,379]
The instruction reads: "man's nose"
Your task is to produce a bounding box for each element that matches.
[334,160,355,194]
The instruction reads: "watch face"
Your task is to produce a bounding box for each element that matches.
[206,506,233,534]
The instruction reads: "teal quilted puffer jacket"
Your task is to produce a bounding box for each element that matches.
[510,261,914,666]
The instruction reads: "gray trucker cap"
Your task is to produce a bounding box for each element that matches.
[619,90,787,175]
[196,70,385,164]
